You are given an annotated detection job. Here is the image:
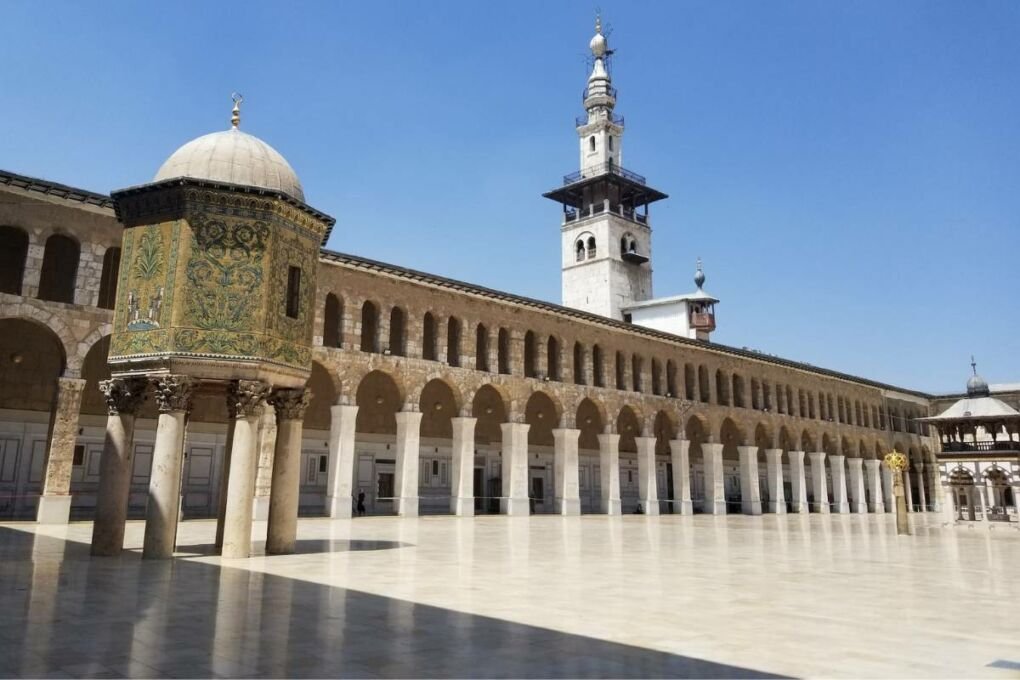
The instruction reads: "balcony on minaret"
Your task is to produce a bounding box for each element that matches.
[545,161,666,227]
[689,302,716,333]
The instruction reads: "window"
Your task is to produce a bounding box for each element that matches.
[575,241,585,262]
[547,336,560,381]
[615,352,626,390]
[0,226,29,295]
[589,136,596,152]
[72,445,85,466]
[38,234,79,304]
[592,344,604,387]
[97,247,121,309]
[524,331,537,378]
[323,293,343,347]
[497,328,510,374]
[388,307,406,356]
[285,266,301,318]
[586,236,596,259]
[447,317,461,367]
[573,342,585,385]
[423,312,437,360]
[608,136,614,151]
[476,324,489,371]
[360,301,378,352]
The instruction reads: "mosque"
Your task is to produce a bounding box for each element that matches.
[0,19,1017,558]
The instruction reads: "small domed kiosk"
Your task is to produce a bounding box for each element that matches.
[91,96,334,560]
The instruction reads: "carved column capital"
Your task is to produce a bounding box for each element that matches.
[227,380,271,419]
[153,375,194,414]
[98,377,148,416]
[269,388,312,422]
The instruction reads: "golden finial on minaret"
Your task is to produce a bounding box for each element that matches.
[231,92,243,129]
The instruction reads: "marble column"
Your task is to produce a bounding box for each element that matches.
[90,377,148,556]
[500,422,530,515]
[450,416,477,516]
[737,445,762,515]
[764,449,787,514]
[669,439,693,515]
[635,436,660,516]
[325,404,358,518]
[830,454,850,513]
[788,450,808,514]
[142,376,193,559]
[702,442,726,515]
[597,432,622,515]
[220,380,270,559]
[903,469,915,512]
[881,463,895,511]
[941,483,957,524]
[394,410,423,517]
[553,428,581,516]
[808,452,830,514]
[37,376,87,524]
[846,458,867,514]
[864,459,885,513]
[266,388,311,555]
[214,418,237,549]
[928,466,943,512]
[252,404,277,521]
[915,465,928,512]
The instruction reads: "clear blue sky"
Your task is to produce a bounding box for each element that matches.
[2,1,1017,394]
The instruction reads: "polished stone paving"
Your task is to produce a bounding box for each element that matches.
[0,513,1018,678]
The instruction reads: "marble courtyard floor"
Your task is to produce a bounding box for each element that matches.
[0,514,1017,679]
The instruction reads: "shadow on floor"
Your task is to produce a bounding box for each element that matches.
[0,526,787,679]
[173,539,411,556]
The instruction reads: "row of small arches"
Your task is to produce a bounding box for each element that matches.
[573,232,638,262]
[0,225,120,308]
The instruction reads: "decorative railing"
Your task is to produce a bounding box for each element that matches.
[562,162,646,186]
[940,440,1020,453]
[575,112,625,127]
[582,85,618,101]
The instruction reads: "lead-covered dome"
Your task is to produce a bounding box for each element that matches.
[154,127,304,202]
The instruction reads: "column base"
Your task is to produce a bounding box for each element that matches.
[741,501,762,516]
[812,503,830,514]
[326,495,353,519]
[556,497,581,516]
[790,501,809,514]
[36,495,71,524]
[641,500,660,516]
[869,501,885,513]
[678,500,694,515]
[834,502,850,514]
[501,497,530,516]
[452,496,475,517]
[600,498,622,516]
[704,500,727,515]
[768,500,787,514]
[396,496,419,517]
[850,501,867,514]
[252,496,270,521]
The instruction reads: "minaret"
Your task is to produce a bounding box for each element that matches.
[544,15,668,321]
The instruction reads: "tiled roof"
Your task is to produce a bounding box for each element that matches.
[0,169,114,209]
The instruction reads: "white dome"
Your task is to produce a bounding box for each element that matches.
[154,128,304,202]
[589,32,607,58]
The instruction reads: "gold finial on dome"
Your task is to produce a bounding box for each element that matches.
[231,92,243,129]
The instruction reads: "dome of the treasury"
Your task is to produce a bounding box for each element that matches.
[153,127,304,202]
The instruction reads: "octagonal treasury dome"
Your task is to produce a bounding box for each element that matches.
[154,127,304,202]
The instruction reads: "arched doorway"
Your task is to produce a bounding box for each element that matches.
[354,370,401,514]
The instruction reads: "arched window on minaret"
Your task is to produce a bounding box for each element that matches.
[586,236,596,259]
[575,240,585,262]
[589,136,596,152]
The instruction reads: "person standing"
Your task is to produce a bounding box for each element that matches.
[356,488,366,517]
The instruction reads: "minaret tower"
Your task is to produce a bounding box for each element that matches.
[544,15,668,320]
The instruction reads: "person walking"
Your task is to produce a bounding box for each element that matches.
[356,488,366,517]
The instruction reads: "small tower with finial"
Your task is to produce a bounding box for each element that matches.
[619,258,719,342]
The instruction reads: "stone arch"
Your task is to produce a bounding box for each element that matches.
[720,417,745,460]
[715,369,730,406]
[420,378,459,439]
[546,334,561,381]
[653,409,678,456]
[323,292,343,348]
[754,422,773,449]
[354,370,403,435]
[616,404,642,453]
[576,397,605,451]
[471,383,509,444]
[841,435,853,457]
[858,439,870,459]
[800,429,816,452]
[79,334,112,416]
[732,373,746,408]
[388,306,407,356]
[38,233,80,304]
[821,433,836,455]
[360,300,379,352]
[525,390,561,447]
[0,305,77,374]
[778,425,794,452]
[0,318,67,411]
[304,360,339,431]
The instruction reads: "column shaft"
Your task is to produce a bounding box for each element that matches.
[221,380,270,559]
[597,433,621,515]
[881,463,895,511]
[915,466,928,512]
[669,439,693,515]
[553,428,581,516]
[808,452,830,514]
[764,449,787,514]
[501,422,530,515]
[91,377,147,556]
[142,376,192,559]
[325,405,358,518]
[450,417,477,516]
[702,443,726,515]
[830,454,849,513]
[635,436,660,516]
[215,418,237,549]
[394,411,424,517]
[903,469,915,512]
[252,404,277,521]
[266,389,310,555]
[37,377,87,524]
[864,460,885,513]
[737,446,762,515]
[788,450,808,513]
[847,458,867,513]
